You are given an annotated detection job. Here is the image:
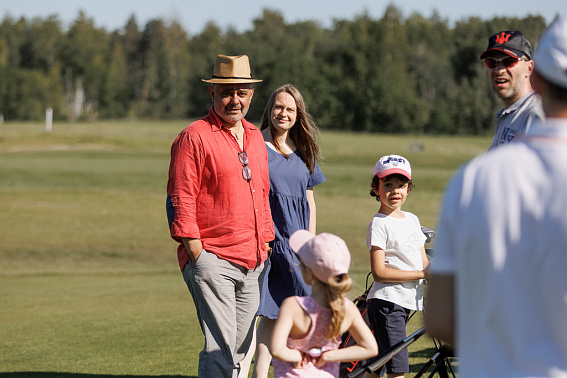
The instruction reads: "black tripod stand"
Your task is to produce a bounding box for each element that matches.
[347,327,456,378]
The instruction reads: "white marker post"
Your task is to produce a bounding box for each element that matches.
[46,107,53,133]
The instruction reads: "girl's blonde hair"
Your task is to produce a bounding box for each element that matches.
[322,274,353,338]
[303,263,353,339]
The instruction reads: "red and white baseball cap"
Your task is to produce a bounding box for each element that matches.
[289,230,351,284]
[372,154,412,180]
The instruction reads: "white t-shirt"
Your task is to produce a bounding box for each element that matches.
[366,211,426,311]
[432,119,567,377]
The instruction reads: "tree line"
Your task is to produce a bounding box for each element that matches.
[0,6,551,134]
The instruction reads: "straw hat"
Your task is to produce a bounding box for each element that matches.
[202,54,262,84]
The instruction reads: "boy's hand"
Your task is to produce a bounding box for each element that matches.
[424,266,432,280]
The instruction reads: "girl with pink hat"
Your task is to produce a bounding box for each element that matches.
[270,230,378,378]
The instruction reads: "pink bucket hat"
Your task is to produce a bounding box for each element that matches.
[289,230,351,284]
[372,154,412,180]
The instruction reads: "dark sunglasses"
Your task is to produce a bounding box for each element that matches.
[483,56,526,69]
[238,151,252,181]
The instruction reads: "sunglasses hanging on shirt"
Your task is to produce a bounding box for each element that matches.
[238,151,252,181]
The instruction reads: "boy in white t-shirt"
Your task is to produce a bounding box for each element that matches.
[363,155,430,378]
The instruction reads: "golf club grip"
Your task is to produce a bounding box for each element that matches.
[347,327,426,378]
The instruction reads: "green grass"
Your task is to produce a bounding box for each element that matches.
[0,120,489,377]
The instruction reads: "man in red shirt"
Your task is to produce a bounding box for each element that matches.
[167,54,274,378]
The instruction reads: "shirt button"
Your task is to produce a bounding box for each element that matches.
[252,190,255,193]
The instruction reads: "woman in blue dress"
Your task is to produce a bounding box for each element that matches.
[249,84,326,378]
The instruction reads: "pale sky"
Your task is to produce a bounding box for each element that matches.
[1,0,564,34]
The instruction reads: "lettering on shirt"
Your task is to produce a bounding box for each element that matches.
[499,127,517,145]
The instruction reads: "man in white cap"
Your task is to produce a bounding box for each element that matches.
[167,55,274,377]
[480,30,545,149]
[426,17,567,377]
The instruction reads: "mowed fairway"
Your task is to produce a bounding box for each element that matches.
[0,120,490,377]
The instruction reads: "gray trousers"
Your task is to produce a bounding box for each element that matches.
[182,250,265,378]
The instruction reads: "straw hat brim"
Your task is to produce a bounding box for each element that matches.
[202,78,262,84]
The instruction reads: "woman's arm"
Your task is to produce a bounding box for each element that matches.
[370,246,427,283]
[306,188,316,234]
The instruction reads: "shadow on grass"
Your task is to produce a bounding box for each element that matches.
[0,374,195,378]
[409,345,458,375]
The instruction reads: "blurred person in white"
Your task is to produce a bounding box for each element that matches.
[426,16,567,377]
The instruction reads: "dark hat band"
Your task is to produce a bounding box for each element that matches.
[212,75,255,80]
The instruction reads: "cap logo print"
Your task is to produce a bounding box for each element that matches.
[496,32,512,45]
[382,156,405,166]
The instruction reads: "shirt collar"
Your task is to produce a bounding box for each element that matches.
[498,90,536,117]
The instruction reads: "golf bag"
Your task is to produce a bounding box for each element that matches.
[339,274,373,377]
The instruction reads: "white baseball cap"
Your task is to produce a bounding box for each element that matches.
[372,154,412,180]
[534,16,567,90]
[289,230,351,284]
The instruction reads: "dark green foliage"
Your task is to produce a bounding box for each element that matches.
[0,7,549,134]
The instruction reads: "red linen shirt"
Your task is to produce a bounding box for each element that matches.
[167,108,275,271]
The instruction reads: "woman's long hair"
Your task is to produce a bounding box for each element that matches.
[260,84,321,173]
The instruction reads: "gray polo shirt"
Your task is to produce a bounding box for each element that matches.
[489,90,545,150]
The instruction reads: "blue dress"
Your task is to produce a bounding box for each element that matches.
[257,145,326,319]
